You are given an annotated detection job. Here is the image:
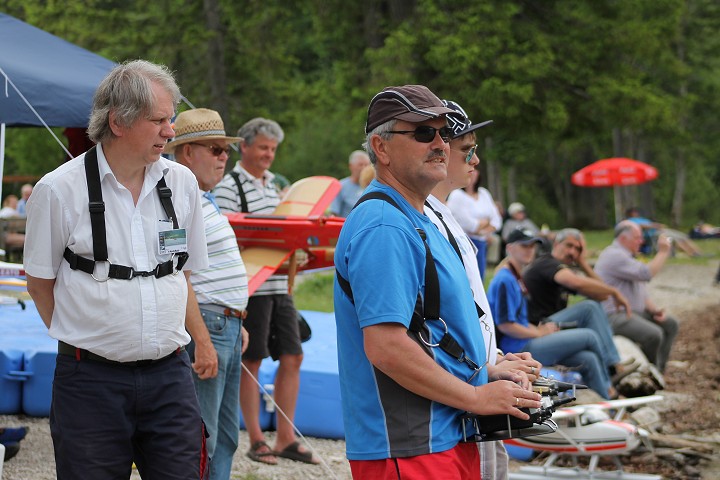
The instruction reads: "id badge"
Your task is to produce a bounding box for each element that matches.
[158,220,188,254]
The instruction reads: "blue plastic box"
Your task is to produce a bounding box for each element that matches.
[292,311,344,439]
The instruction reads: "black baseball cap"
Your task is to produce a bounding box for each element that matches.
[442,100,493,139]
[506,229,542,246]
[365,85,456,134]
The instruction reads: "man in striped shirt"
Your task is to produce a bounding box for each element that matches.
[214,118,317,465]
[166,108,250,480]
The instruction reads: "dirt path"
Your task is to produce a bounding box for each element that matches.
[2,262,719,479]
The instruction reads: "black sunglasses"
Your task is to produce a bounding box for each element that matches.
[388,126,452,143]
[189,142,231,156]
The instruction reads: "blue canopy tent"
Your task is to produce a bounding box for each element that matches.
[0,12,116,199]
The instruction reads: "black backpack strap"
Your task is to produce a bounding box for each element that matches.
[336,191,407,303]
[424,201,486,320]
[335,191,481,377]
[83,146,108,262]
[230,171,249,213]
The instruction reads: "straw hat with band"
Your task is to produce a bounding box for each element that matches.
[164,108,242,154]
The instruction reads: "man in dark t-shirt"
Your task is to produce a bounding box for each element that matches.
[523,228,631,325]
[522,253,572,324]
[522,228,634,378]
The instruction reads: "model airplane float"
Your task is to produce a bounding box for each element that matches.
[506,394,664,480]
[225,176,343,295]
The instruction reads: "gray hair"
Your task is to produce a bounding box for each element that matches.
[348,150,369,165]
[362,119,397,165]
[237,117,285,146]
[554,228,583,244]
[614,220,640,238]
[87,60,181,144]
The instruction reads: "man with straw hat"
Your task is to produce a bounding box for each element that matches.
[165,108,249,480]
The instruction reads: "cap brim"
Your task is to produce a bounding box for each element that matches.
[453,120,493,138]
[163,135,243,154]
[516,238,542,246]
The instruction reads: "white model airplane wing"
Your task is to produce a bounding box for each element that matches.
[552,394,664,421]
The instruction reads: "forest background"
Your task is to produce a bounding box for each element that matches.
[2,0,720,229]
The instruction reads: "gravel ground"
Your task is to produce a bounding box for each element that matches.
[2,260,718,480]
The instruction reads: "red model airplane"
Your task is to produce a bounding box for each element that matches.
[226,176,344,295]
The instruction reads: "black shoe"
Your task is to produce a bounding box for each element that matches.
[0,426,28,443]
[3,441,20,461]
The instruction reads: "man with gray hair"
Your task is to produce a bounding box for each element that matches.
[595,221,678,372]
[213,118,317,465]
[522,228,635,382]
[24,60,211,479]
[329,150,370,217]
[334,85,539,479]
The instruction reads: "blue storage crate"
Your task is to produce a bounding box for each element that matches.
[0,347,23,414]
[22,344,57,416]
[293,311,344,439]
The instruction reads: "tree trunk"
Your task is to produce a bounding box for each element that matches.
[671,16,689,228]
[203,0,228,120]
[363,0,384,48]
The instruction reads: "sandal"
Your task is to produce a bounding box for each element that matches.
[273,441,320,465]
[246,440,278,465]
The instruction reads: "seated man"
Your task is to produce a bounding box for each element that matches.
[625,206,703,257]
[595,221,679,372]
[500,202,539,242]
[488,229,617,399]
[522,228,635,380]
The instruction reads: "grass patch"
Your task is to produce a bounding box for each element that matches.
[291,234,720,313]
[293,270,334,312]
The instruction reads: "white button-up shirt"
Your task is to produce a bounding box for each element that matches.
[24,145,208,362]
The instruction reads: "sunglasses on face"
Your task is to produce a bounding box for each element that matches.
[387,125,452,143]
[452,144,477,163]
[189,142,231,156]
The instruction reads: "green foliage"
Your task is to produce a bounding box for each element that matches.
[2,0,720,225]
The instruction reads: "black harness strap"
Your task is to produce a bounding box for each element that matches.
[64,146,189,280]
[424,200,486,320]
[229,171,249,213]
[337,192,482,378]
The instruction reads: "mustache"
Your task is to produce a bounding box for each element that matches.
[425,149,448,161]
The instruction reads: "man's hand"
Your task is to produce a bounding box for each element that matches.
[497,352,543,383]
[469,380,542,420]
[241,326,249,354]
[537,322,558,337]
[612,290,632,317]
[652,308,667,323]
[488,364,531,389]
[192,341,218,380]
[656,234,672,254]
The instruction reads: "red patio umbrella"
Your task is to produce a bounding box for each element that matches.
[571,157,659,223]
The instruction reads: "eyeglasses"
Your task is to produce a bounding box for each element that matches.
[452,144,477,164]
[388,126,452,143]
[189,143,231,157]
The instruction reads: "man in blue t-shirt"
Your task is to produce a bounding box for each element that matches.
[333,85,541,480]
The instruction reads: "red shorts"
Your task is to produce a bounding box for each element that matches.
[349,442,481,480]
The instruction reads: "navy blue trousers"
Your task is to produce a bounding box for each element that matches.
[51,350,205,480]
